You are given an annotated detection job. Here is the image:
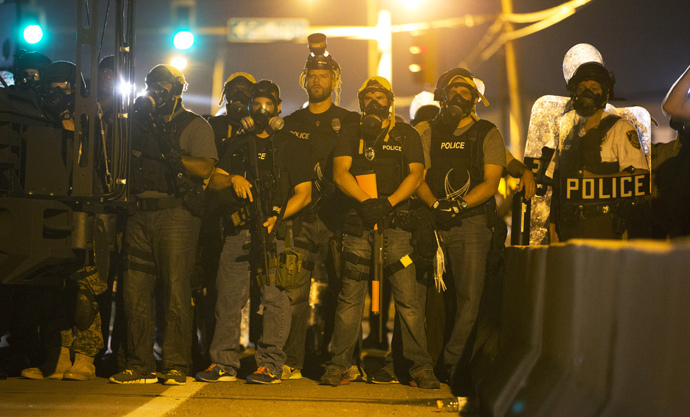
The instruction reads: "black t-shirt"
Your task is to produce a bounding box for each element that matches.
[283,105,360,185]
[217,130,313,212]
[334,121,424,197]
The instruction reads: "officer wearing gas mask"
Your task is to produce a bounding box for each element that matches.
[208,73,256,157]
[320,76,438,389]
[19,60,108,382]
[197,80,313,384]
[195,73,256,362]
[415,68,506,390]
[12,50,51,92]
[110,64,217,386]
[280,33,360,380]
[547,60,649,241]
[41,60,84,128]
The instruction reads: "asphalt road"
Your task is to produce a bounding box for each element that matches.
[0,375,457,417]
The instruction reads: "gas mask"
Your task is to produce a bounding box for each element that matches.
[134,85,171,114]
[572,88,606,118]
[250,102,276,133]
[361,100,389,138]
[441,94,474,129]
[45,86,73,119]
[226,92,251,125]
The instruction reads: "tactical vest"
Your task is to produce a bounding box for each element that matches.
[556,115,647,239]
[559,115,621,177]
[350,124,408,197]
[426,119,495,210]
[131,110,198,195]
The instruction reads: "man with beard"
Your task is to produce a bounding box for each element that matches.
[547,60,649,241]
[199,80,313,384]
[280,33,359,380]
[415,68,506,392]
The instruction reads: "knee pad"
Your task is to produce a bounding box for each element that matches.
[75,287,98,331]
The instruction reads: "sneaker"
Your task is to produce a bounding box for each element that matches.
[164,370,187,385]
[347,364,367,382]
[410,369,440,389]
[196,364,237,382]
[319,366,350,386]
[109,369,158,384]
[369,368,399,384]
[281,365,302,380]
[246,366,281,384]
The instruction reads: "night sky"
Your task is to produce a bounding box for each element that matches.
[3,0,689,143]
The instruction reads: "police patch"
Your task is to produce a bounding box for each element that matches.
[626,130,640,149]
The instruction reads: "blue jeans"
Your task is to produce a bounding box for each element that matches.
[123,207,200,375]
[439,214,492,369]
[209,229,290,377]
[208,230,251,375]
[284,215,333,369]
[329,227,434,378]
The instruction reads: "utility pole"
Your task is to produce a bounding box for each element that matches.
[501,0,525,160]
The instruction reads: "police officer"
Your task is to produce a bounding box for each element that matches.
[109,65,217,385]
[280,33,359,379]
[547,60,649,241]
[20,61,107,381]
[319,76,438,389]
[194,73,256,368]
[208,73,256,157]
[415,68,506,390]
[197,80,313,384]
[12,50,51,92]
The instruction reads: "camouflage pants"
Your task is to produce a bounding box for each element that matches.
[60,266,107,357]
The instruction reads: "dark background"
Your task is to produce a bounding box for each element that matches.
[2,0,689,147]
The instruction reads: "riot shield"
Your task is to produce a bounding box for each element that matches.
[523,95,651,245]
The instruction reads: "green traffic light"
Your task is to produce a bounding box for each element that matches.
[173,31,194,50]
[23,24,43,44]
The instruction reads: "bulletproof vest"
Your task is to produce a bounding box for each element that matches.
[350,124,408,197]
[131,110,197,195]
[425,119,495,202]
[208,114,240,159]
[559,115,621,177]
[284,106,359,207]
[242,133,289,216]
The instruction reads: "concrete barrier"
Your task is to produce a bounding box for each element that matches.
[477,239,690,417]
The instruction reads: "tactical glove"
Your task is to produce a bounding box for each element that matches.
[431,199,461,229]
[359,197,393,228]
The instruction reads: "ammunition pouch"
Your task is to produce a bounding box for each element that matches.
[342,250,371,281]
[275,249,303,288]
[343,211,365,237]
[175,174,205,217]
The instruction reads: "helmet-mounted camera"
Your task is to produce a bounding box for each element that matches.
[304,33,340,72]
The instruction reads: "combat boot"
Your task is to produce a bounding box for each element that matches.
[63,353,96,380]
[21,347,72,380]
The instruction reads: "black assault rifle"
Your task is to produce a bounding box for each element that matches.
[248,135,273,283]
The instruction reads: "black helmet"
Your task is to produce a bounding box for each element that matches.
[250,80,281,106]
[42,60,86,93]
[566,62,615,98]
[145,64,187,97]
[15,50,51,73]
[304,33,340,72]
[434,68,477,102]
[98,55,115,71]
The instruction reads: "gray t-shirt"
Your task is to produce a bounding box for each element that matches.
[416,120,507,170]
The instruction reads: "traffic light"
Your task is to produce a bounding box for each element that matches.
[171,0,196,50]
[409,31,437,86]
[19,8,45,45]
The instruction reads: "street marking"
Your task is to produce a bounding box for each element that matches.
[124,378,203,417]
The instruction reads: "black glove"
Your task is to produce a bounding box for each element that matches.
[431,199,461,229]
[162,148,186,175]
[358,197,393,228]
